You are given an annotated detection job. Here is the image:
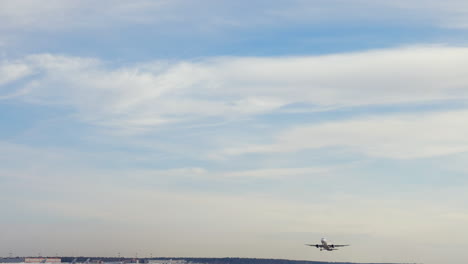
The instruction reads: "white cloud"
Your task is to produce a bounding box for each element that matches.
[1,46,468,131]
[127,167,332,184]
[218,167,330,179]
[223,110,468,159]
[0,59,33,99]
[0,61,31,85]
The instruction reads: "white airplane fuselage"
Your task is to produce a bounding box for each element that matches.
[317,238,341,251]
[320,238,333,251]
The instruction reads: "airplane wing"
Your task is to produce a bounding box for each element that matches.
[305,244,323,248]
[331,244,350,247]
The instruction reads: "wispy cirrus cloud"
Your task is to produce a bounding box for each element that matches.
[0,59,34,99]
[221,109,468,159]
[2,46,468,132]
[0,61,31,85]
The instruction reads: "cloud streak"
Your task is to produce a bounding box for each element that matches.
[2,46,468,132]
[222,110,468,159]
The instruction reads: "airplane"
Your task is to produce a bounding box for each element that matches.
[305,238,349,251]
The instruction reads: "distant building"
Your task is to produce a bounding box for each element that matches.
[147,260,186,264]
[25,258,61,263]
[0,258,24,263]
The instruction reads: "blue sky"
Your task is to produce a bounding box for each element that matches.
[2,1,468,264]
